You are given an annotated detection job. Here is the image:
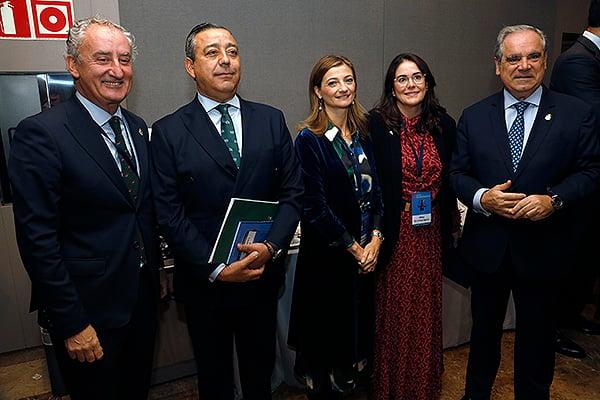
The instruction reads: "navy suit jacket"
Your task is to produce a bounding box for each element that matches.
[550,34,600,126]
[9,96,160,340]
[150,97,303,308]
[449,87,600,280]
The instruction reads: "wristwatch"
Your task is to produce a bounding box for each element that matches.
[550,194,564,211]
[371,230,384,241]
[262,240,283,260]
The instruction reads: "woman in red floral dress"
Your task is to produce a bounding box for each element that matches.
[368,53,462,400]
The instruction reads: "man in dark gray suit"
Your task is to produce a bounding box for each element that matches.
[450,24,600,399]
[550,0,600,359]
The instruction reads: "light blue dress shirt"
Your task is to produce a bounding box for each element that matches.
[76,92,140,176]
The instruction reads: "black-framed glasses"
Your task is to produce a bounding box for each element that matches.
[393,73,426,87]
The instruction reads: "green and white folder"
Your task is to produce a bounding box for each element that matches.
[209,198,279,264]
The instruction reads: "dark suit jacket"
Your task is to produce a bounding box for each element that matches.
[368,110,459,271]
[150,97,302,308]
[9,96,160,340]
[550,34,600,127]
[449,87,600,280]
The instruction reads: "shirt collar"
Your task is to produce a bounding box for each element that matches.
[503,85,543,110]
[583,30,600,51]
[196,92,240,112]
[324,121,339,142]
[75,91,124,126]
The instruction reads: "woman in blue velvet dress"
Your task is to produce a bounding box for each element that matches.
[288,55,384,400]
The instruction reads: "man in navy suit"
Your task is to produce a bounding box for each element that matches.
[550,0,600,358]
[9,17,163,400]
[450,25,600,399]
[150,22,303,400]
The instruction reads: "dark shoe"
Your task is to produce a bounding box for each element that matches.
[555,331,586,358]
[574,316,600,335]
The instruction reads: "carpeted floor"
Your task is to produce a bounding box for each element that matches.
[2,329,599,400]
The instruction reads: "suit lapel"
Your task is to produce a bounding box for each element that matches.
[488,93,514,175]
[182,99,238,178]
[516,88,555,177]
[64,98,132,202]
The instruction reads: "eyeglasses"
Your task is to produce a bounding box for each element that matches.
[504,52,544,65]
[393,73,426,87]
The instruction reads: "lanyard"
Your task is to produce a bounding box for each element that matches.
[401,118,426,183]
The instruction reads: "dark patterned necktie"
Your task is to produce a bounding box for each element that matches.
[107,115,146,265]
[508,101,529,171]
[216,104,241,167]
[108,116,139,200]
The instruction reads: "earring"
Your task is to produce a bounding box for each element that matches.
[351,100,355,105]
[318,98,323,111]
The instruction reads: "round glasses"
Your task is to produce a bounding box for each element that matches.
[394,73,426,87]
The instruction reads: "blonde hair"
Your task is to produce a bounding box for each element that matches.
[298,55,369,137]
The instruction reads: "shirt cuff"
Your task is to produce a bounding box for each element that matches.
[474,188,492,216]
[208,263,227,282]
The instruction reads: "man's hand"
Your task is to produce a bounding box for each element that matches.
[64,324,103,363]
[481,180,526,218]
[511,194,554,221]
[237,242,271,270]
[216,249,265,282]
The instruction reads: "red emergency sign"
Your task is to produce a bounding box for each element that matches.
[0,0,74,40]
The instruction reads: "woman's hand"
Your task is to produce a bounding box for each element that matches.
[359,235,382,273]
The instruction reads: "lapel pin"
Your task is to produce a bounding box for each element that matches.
[138,128,144,136]
[545,113,552,121]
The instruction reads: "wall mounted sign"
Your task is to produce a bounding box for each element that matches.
[0,0,74,40]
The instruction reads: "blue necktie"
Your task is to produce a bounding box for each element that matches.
[508,101,529,171]
[216,104,241,168]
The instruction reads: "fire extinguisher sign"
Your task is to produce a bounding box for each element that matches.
[0,0,74,40]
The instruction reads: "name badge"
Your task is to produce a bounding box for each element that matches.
[411,191,432,227]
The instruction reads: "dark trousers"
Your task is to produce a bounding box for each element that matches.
[556,221,600,325]
[51,267,157,400]
[465,254,559,400]
[185,296,278,400]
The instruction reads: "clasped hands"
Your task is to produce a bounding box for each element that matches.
[216,242,271,282]
[348,237,382,274]
[481,180,554,221]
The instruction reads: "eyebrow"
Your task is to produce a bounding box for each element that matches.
[203,42,238,51]
[92,50,131,57]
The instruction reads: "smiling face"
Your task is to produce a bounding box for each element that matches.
[392,60,426,116]
[66,24,133,114]
[185,28,241,103]
[495,30,547,100]
[314,64,356,112]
